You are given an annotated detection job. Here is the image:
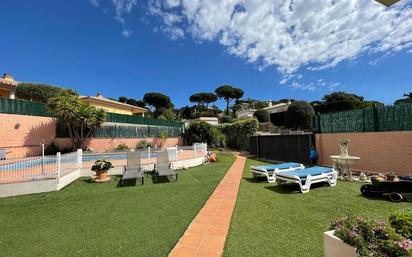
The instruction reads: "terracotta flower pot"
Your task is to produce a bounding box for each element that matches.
[209,153,217,162]
[96,170,108,181]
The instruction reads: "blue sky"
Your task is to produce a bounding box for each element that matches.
[1,0,411,109]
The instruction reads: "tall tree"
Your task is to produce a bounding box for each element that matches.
[118,96,127,103]
[126,98,138,106]
[48,90,106,150]
[189,93,218,107]
[143,92,174,118]
[395,92,412,105]
[285,101,315,130]
[215,85,244,115]
[317,92,366,113]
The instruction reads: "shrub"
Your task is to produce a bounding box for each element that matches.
[285,100,315,130]
[136,140,151,149]
[389,209,412,240]
[159,129,169,141]
[184,122,225,148]
[253,109,269,123]
[44,142,60,155]
[15,83,66,103]
[329,214,412,257]
[219,115,233,124]
[115,143,130,151]
[220,118,259,151]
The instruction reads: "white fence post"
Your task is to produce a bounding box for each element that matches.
[56,152,61,183]
[193,143,197,158]
[77,149,83,169]
[148,146,151,160]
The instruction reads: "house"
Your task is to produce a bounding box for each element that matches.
[195,117,219,126]
[236,103,256,119]
[263,101,292,126]
[80,93,148,116]
[0,74,19,99]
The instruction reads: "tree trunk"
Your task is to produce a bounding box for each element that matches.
[67,123,76,151]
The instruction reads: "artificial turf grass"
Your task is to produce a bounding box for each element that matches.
[0,154,235,257]
[223,159,412,257]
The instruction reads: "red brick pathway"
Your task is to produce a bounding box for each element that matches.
[169,156,246,257]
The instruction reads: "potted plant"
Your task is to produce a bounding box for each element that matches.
[325,213,412,257]
[91,159,113,182]
[158,129,169,148]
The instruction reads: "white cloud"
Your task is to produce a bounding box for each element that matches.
[90,0,137,38]
[121,28,132,38]
[288,78,340,91]
[111,0,137,24]
[89,0,100,7]
[147,0,412,75]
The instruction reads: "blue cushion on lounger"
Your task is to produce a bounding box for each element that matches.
[281,166,332,179]
[252,162,302,171]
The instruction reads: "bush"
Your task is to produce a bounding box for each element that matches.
[15,83,66,103]
[219,115,233,124]
[44,142,60,155]
[253,109,269,123]
[389,209,412,239]
[115,143,130,151]
[285,101,315,130]
[184,122,226,148]
[136,140,151,149]
[329,214,412,257]
[220,118,259,151]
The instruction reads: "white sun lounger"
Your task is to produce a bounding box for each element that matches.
[154,151,178,183]
[121,152,144,186]
[250,162,305,183]
[275,166,337,193]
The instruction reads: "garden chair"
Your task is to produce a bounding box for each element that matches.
[274,166,337,193]
[120,152,144,186]
[154,150,178,183]
[250,162,304,183]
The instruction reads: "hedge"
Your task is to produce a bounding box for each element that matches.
[220,118,259,151]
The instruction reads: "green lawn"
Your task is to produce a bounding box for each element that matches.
[223,159,412,257]
[0,154,235,257]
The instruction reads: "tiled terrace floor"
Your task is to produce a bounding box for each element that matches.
[169,156,246,257]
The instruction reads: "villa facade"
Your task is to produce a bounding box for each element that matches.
[80,93,148,116]
[0,74,18,99]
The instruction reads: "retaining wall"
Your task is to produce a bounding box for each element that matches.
[0,113,182,158]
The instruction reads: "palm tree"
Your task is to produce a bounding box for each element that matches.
[48,90,106,150]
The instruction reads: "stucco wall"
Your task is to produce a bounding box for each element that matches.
[0,113,56,157]
[54,137,182,152]
[0,113,182,158]
[315,132,412,176]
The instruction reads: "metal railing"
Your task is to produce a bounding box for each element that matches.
[0,144,208,185]
[0,150,82,184]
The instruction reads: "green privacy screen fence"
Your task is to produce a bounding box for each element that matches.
[56,123,183,138]
[106,113,183,128]
[0,98,50,117]
[314,104,412,133]
[0,98,184,130]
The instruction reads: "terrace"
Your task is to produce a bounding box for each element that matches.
[1,154,411,257]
